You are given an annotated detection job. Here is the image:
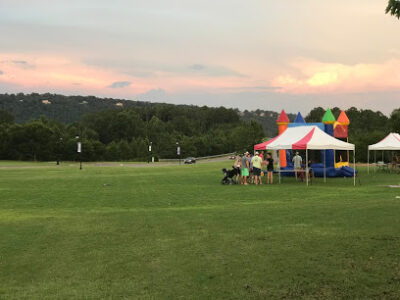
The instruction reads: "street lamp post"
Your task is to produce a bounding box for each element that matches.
[76,135,82,170]
[176,142,181,165]
[148,142,152,163]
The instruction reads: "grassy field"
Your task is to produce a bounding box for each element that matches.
[1,161,400,299]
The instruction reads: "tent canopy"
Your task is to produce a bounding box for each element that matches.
[368,133,400,150]
[264,126,355,150]
[254,141,270,151]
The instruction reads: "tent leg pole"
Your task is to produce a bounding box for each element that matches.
[306,149,309,187]
[353,149,356,187]
[367,150,370,174]
[324,150,326,183]
[391,151,394,173]
[374,151,376,173]
[277,150,281,184]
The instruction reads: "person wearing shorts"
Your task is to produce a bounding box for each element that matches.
[234,155,241,184]
[248,154,254,183]
[292,151,302,180]
[266,152,274,184]
[241,152,250,185]
[252,152,262,185]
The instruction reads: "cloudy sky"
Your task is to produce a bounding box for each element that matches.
[0,0,399,114]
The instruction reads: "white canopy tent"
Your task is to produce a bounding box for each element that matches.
[367,133,400,173]
[264,126,356,186]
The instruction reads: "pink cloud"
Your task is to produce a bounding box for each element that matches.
[271,58,400,94]
[0,53,153,95]
[2,52,399,104]
[0,52,259,97]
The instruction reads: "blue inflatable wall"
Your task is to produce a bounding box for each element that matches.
[279,162,357,178]
[323,124,335,168]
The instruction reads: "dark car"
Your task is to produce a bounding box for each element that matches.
[184,157,196,164]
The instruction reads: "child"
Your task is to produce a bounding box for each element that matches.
[307,160,314,181]
[234,155,241,184]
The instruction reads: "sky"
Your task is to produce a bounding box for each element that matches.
[0,0,399,114]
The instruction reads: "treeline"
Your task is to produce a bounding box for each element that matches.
[0,93,399,163]
[0,105,264,161]
[241,109,296,137]
[305,106,400,162]
[0,93,291,137]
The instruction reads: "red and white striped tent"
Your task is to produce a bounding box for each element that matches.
[262,126,356,185]
[264,126,354,150]
[367,133,400,173]
[254,141,270,151]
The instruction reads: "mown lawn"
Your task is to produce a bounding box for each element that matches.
[1,161,400,299]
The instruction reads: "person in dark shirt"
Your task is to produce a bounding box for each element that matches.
[266,152,274,184]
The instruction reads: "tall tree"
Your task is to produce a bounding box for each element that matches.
[390,108,400,132]
[305,107,325,123]
[0,109,14,124]
[386,0,400,19]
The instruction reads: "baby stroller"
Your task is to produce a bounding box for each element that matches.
[221,167,239,185]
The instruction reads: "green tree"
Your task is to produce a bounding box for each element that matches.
[0,109,14,124]
[9,121,55,161]
[305,107,325,123]
[118,140,133,161]
[106,141,121,161]
[390,108,400,132]
[386,0,400,19]
[231,120,264,153]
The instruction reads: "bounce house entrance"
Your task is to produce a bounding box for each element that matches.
[335,137,350,168]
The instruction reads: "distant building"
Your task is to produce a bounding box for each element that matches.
[42,100,51,105]
[79,101,88,105]
[116,102,123,107]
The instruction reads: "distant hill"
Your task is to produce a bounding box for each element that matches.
[0,92,288,136]
[0,93,157,124]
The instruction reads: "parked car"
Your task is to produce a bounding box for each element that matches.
[184,157,196,164]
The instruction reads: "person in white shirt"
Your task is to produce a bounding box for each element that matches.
[292,152,302,180]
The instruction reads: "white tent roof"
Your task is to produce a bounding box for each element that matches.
[265,126,355,150]
[368,133,400,150]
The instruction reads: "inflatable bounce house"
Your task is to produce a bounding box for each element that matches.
[274,108,355,177]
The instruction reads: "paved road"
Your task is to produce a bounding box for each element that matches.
[0,156,233,169]
[92,156,233,167]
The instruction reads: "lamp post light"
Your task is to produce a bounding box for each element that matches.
[76,135,82,170]
[176,142,181,165]
[148,141,152,163]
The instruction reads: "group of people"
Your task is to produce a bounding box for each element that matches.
[234,151,274,185]
[292,151,314,181]
[232,151,312,185]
